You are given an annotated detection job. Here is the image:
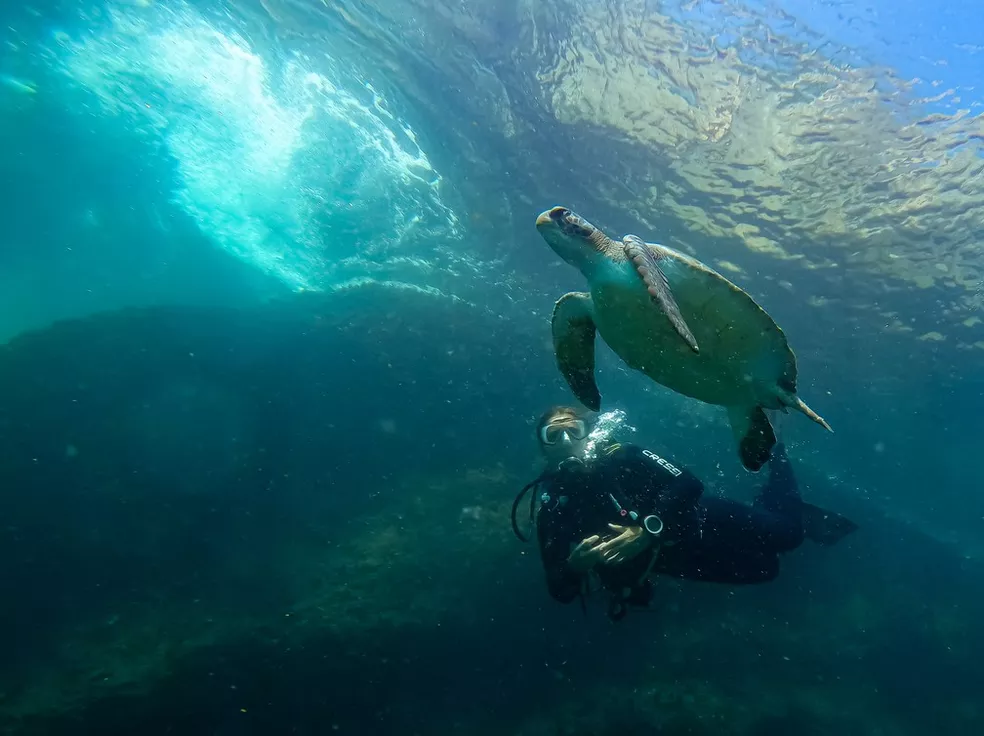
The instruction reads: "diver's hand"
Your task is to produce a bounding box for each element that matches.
[567,535,606,573]
[595,523,653,566]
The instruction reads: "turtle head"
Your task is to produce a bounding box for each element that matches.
[536,206,615,273]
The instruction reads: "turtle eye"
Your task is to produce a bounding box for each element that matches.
[550,207,570,221]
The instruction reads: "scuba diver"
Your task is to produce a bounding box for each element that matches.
[512,406,858,621]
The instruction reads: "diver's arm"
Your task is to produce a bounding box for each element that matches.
[536,507,584,604]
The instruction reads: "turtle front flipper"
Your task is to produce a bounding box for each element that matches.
[622,235,699,353]
[726,405,777,472]
[551,292,601,411]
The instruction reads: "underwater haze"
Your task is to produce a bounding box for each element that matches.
[1,0,983,733]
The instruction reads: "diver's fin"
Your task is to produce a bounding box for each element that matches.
[551,292,601,411]
[802,502,858,546]
[726,405,776,472]
[622,235,699,353]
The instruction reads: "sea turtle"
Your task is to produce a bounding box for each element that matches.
[535,205,832,472]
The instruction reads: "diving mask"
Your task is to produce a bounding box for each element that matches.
[539,419,589,445]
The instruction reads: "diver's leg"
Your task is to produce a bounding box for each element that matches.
[689,498,789,579]
[755,443,801,513]
[756,443,859,547]
[751,443,805,551]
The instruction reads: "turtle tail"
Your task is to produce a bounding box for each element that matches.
[780,391,833,432]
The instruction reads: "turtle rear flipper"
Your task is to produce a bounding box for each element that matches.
[623,235,699,353]
[726,405,777,472]
[551,292,601,411]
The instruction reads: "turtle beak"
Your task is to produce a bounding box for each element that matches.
[536,207,569,228]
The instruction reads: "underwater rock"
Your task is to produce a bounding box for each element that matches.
[0,284,559,722]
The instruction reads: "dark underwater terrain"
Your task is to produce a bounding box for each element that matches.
[2,0,984,734]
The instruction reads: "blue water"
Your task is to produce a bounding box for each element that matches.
[1,0,983,733]
[779,0,984,99]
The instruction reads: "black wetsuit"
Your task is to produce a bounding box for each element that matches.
[535,442,805,612]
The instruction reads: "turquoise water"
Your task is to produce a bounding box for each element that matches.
[1,1,983,733]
